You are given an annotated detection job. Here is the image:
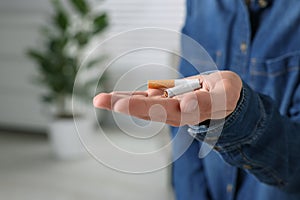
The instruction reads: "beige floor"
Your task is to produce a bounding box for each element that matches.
[0,128,174,200]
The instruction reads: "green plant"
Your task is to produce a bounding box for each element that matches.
[27,0,108,118]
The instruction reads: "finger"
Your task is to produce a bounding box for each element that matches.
[111,91,148,96]
[93,93,113,109]
[179,79,237,119]
[113,95,181,122]
[93,93,134,110]
[212,78,241,113]
[147,88,164,97]
[93,91,149,109]
[179,90,226,124]
[180,90,211,114]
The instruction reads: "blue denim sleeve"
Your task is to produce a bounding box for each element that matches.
[189,81,300,192]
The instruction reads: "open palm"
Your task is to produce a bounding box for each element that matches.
[93,71,242,126]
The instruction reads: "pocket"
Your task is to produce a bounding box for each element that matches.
[249,52,300,107]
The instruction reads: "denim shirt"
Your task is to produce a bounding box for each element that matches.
[171,0,300,200]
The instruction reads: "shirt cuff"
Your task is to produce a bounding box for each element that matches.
[188,81,264,152]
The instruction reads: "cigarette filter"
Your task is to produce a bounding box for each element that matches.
[164,79,201,98]
[148,79,199,89]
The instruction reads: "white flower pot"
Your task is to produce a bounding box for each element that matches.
[48,117,89,160]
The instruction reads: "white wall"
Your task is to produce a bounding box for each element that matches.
[0,0,52,130]
[0,0,185,130]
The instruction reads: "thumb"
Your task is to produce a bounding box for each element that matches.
[179,92,199,113]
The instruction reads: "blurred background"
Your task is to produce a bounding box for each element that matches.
[0,0,185,199]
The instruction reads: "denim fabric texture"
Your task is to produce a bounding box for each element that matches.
[171,0,300,199]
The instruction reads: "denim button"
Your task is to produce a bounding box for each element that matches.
[243,164,252,169]
[258,0,268,8]
[240,42,247,53]
[226,184,233,193]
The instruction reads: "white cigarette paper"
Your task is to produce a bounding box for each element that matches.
[164,79,201,98]
[148,79,200,89]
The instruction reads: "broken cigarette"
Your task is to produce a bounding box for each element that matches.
[148,79,200,89]
[163,79,201,98]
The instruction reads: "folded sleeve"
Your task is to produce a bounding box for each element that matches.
[189,81,300,193]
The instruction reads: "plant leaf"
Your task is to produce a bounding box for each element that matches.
[93,13,108,34]
[69,0,89,16]
[52,0,69,32]
[85,56,106,69]
[27,50,46,63]
[55,11,69,31]
[48,37,68,53]
[74,32,90,46]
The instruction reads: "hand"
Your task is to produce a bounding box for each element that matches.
[93,71,242,126]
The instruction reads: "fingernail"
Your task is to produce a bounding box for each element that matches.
[182,99,198,112]
[93,95,100,106]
